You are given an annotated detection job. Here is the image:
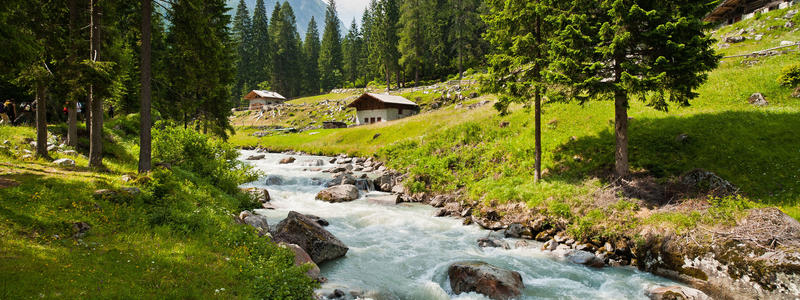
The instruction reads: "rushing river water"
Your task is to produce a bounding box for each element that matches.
[239,151,679,299]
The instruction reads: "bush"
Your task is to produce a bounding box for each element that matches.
[152,121,258,193]
[777,63,800,88]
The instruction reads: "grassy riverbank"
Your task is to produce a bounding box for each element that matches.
[231,10,800,228]
[0,123,317,298]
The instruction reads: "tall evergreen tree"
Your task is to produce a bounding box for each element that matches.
[483,0,555,182]
[449,0,485,80]
[399,0,434,86]
[373,0,400,91]
[549,0,719,177]
[232,0,253,104]
[319,0,343,91]
[342,19,363,85]
[270,2,302,97]
[303,17,321,94]
[251,0,271,88]
[139,0,152,173]
[166,0,235,137]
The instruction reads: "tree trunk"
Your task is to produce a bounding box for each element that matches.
[614,89,629,178]
[35,84,48,158]
[88,0,104,169]
[534,86,542,182]
[66,0,79,147]
[385,65,390,92]
[415,66,419,87]
[138,0,152,174]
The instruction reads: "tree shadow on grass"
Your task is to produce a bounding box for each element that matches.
[551,110,800,206]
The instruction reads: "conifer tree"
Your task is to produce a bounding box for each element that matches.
[373,0,400,91]
[549,0,719,177]
[303,17,321,94]
[399,0,434,86]
[449,0,485,80]
[342,19,363,85]
[251,0,271,88]
[483,0,555,182]
[270,2,302,97]
[319,0,343,91]
[232,0,253,103]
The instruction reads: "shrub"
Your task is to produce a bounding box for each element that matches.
[152,121,258,193]
[777,63,800,88]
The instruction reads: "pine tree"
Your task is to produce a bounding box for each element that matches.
[373,0,400,91]
[483,0,556,182]
[399,0,434,86]
[342,19,363,85]
[303,17,321,94]
[449,0,485,80]
[319,0,343,91]
[549,0,720,177]
[232,0,253,104]
[139,0,152,173]
[269,2,302,97]
[251,0,271,88]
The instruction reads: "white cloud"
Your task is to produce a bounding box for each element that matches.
[335,0,370,25]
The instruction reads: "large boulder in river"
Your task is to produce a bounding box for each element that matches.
[448,261,524,300]
[280,242,322,281]
[326,173,356,187]
[566,250,605,268]
[272,211,349,264]
[316,185,360,203]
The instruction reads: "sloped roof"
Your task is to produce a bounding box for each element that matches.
[244,90,286,100]
[704,0,773,22]
[347,93,419,108]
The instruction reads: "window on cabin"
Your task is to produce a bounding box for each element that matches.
[364,118,368,124]
[377,117,381,122]
[398,108,403,115]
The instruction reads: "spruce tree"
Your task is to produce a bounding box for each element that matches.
[373,0,400,91]
[270,2,302,97]
[319,0,343,91]
[304,17,321,94]
[483,0,555,182]
[342,19,363,85]
[232,0,253,103]
[449,0,485,80]
[549,0,719,177]
[251,0,271,88]
[399,0,434,86]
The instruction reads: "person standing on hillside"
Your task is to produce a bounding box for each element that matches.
[0,100,9,125]
[5,100,17,125]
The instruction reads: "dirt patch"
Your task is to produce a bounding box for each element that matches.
[0,177,20,189]
[710,207,800,249]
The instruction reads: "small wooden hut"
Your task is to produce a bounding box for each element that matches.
[244,90,286,110]
[705,0,796,25]
[347,93,419,125]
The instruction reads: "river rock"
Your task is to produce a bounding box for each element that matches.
[473,217,505,231]
[566,250,605,268]
[241,187,270,203]
[305,159,324,167]
[280,242,322,281]
[542,239,558,251]
[326,173,356,187]
[243,213,270,236]
[304,214,329,226]
[748,92,768,107]
[646,285,710,300]
[504,223,533,239]
[354,178,373,191]
[367,194,401,205]
[272,211,349,264]
[448,261,524,300]
[477,237,510,250]
[53,158,75,167]
[316,185,359,203]
[265,175,284,185]
[246,154,265,160]
[279,157,296,164]
[429,195,447,207]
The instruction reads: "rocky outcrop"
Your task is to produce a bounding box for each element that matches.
[448,261,524,300]
[637,208,800,299]
[680,169,738,196]
[272,211,349,264]
[748,92,769,107]
[280,242,322,281]
[646,285,710,300]
[316,185,360,203]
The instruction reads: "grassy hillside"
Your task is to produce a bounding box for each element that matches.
[0,123,316,298]
[231,6,800,223]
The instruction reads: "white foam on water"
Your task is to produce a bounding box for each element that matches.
[239,150,681,299]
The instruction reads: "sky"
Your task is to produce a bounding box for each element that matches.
[336,0,370,25]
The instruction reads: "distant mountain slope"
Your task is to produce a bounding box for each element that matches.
[227,0,327,36]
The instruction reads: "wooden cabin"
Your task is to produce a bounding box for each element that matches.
[705,0,797,25]
[347,93,420,125]
[244,90,286,110]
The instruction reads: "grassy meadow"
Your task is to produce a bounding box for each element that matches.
[231,9,800,226]
[0,123,317,299]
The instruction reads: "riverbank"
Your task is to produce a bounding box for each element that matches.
[0,124,318,298]
[244,147,800,298]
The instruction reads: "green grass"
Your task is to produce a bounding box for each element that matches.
[713,6,800,57]
[231,24,800,226]
[286,92,359,105]
[0,122,316,299]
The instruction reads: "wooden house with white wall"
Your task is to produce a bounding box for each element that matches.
[705,0,797,25]
[347,93,420,125]
[244,90,286,110]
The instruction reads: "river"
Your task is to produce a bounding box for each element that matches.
[239,150,679,299]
